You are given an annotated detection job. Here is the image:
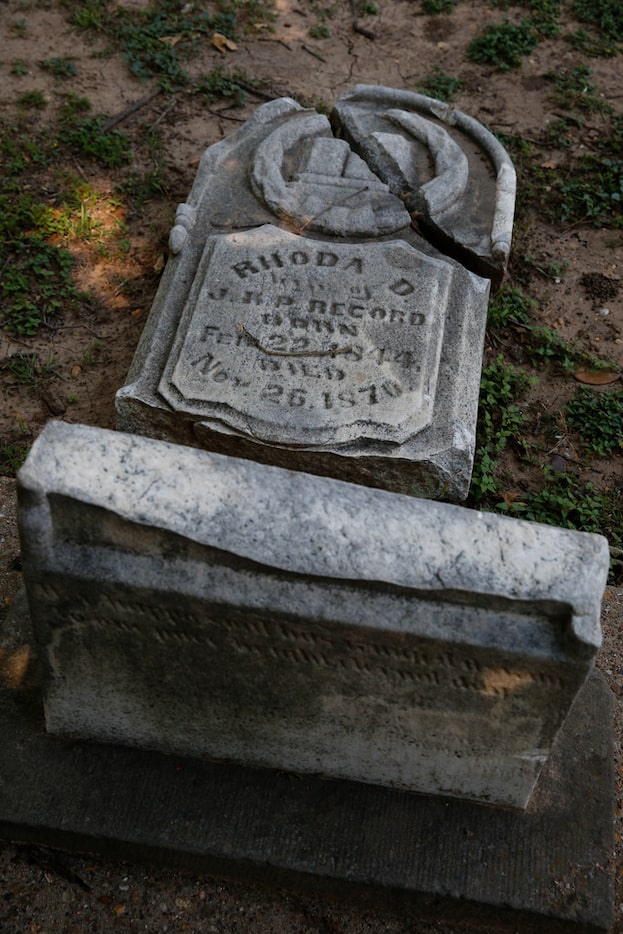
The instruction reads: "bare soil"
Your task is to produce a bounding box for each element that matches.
[0,0,622,930]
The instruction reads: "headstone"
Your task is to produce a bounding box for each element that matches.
[18,421,609,809]
[116,87,516,501]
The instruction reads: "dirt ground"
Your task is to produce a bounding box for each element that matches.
[0,0,622,930]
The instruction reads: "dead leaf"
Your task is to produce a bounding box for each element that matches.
[71,365,81,377]
[153,254,165,274]
[540,160,558,169]
[159,35,183,46]
[574,369,620,385]
[211,33,238,53]
[500,491,525,506]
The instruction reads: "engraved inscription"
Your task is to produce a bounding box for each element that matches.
[35,580,570,701]
[158,226,452,446]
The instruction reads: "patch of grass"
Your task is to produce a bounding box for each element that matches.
[10,18,28,37]
[0,442,30,477]
[487,285,534,330]
[471,356,532,498]
[309,22,331,38]
[417,67,463,102]
[0,238,79,336]
[572,0,623,43]
[196,67,253,108]
[565,27,618,57]
[117,167,168,210]
[16,90,47,110]
[522,324,612,372]
[40,57,77,80]
[530,0,562,36]
[66,0,270,89]
[546,65,611,114]
[6,351,58,385]
[565,388,623,456]
[359,0,378,13]
[56,98,132,168]
[10,59,29,77]
[467,19,538,70]
[556,156,623,228]
[421,0,458,13]
[499,472,623,580]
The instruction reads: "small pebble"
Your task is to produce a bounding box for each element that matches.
[599,307,610,316]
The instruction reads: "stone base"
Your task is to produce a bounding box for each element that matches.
[0,591,614,933]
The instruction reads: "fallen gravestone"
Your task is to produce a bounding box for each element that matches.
[116,87,516,501]
[18,421,609,809]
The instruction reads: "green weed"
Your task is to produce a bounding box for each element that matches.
[10,59,29,77]
[0,442,30,477]
[10,18,28,37]
[66,0,270,89]
[309,22,331,38]
[546,65,611,114]
[471,356,531,498]
[499,471,623,577]
[467,19,538,70]
[16,90,47,110]
[421,0,457,13]
[359,0,378,13]
[572,0,623,43]
[0,238,79,336]
[565,388,623,456]
[528,0,562,36]
[40,57,78,79]
[417,67,463,102]
[196,67,253,107]
[556,156,623,228]
[565,27,618,57]
[487,285,534,331]
[56,99,132,168]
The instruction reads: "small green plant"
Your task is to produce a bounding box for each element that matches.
[196,67,252,107]
[421,0,457,13]
[16,90,47,110]
[572,0,623,43]
[40,57,78,79]
[467,19,538,71]
[81,339,102,366]
[546,65,611,114]
[66,0,262,89]
[7,351,58,385]
[0,238,79,336]
[417,67,463,102]
[10,18,28,37]
[56,99,132,168]
[520,325,609,372]
[528,0,562,37]
[498,471,623,571]
[10,59,29,77]
[471,356,531,498]
[309,22,331,38]
[565,388,623,456]
[487,285,534,331]
[557,156,623,228]
[0,442,30,477]
[359,0,378,13]
[566,27,617,57]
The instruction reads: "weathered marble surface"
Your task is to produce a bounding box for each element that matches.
[116,86,513,500]
[18,422,609,808]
